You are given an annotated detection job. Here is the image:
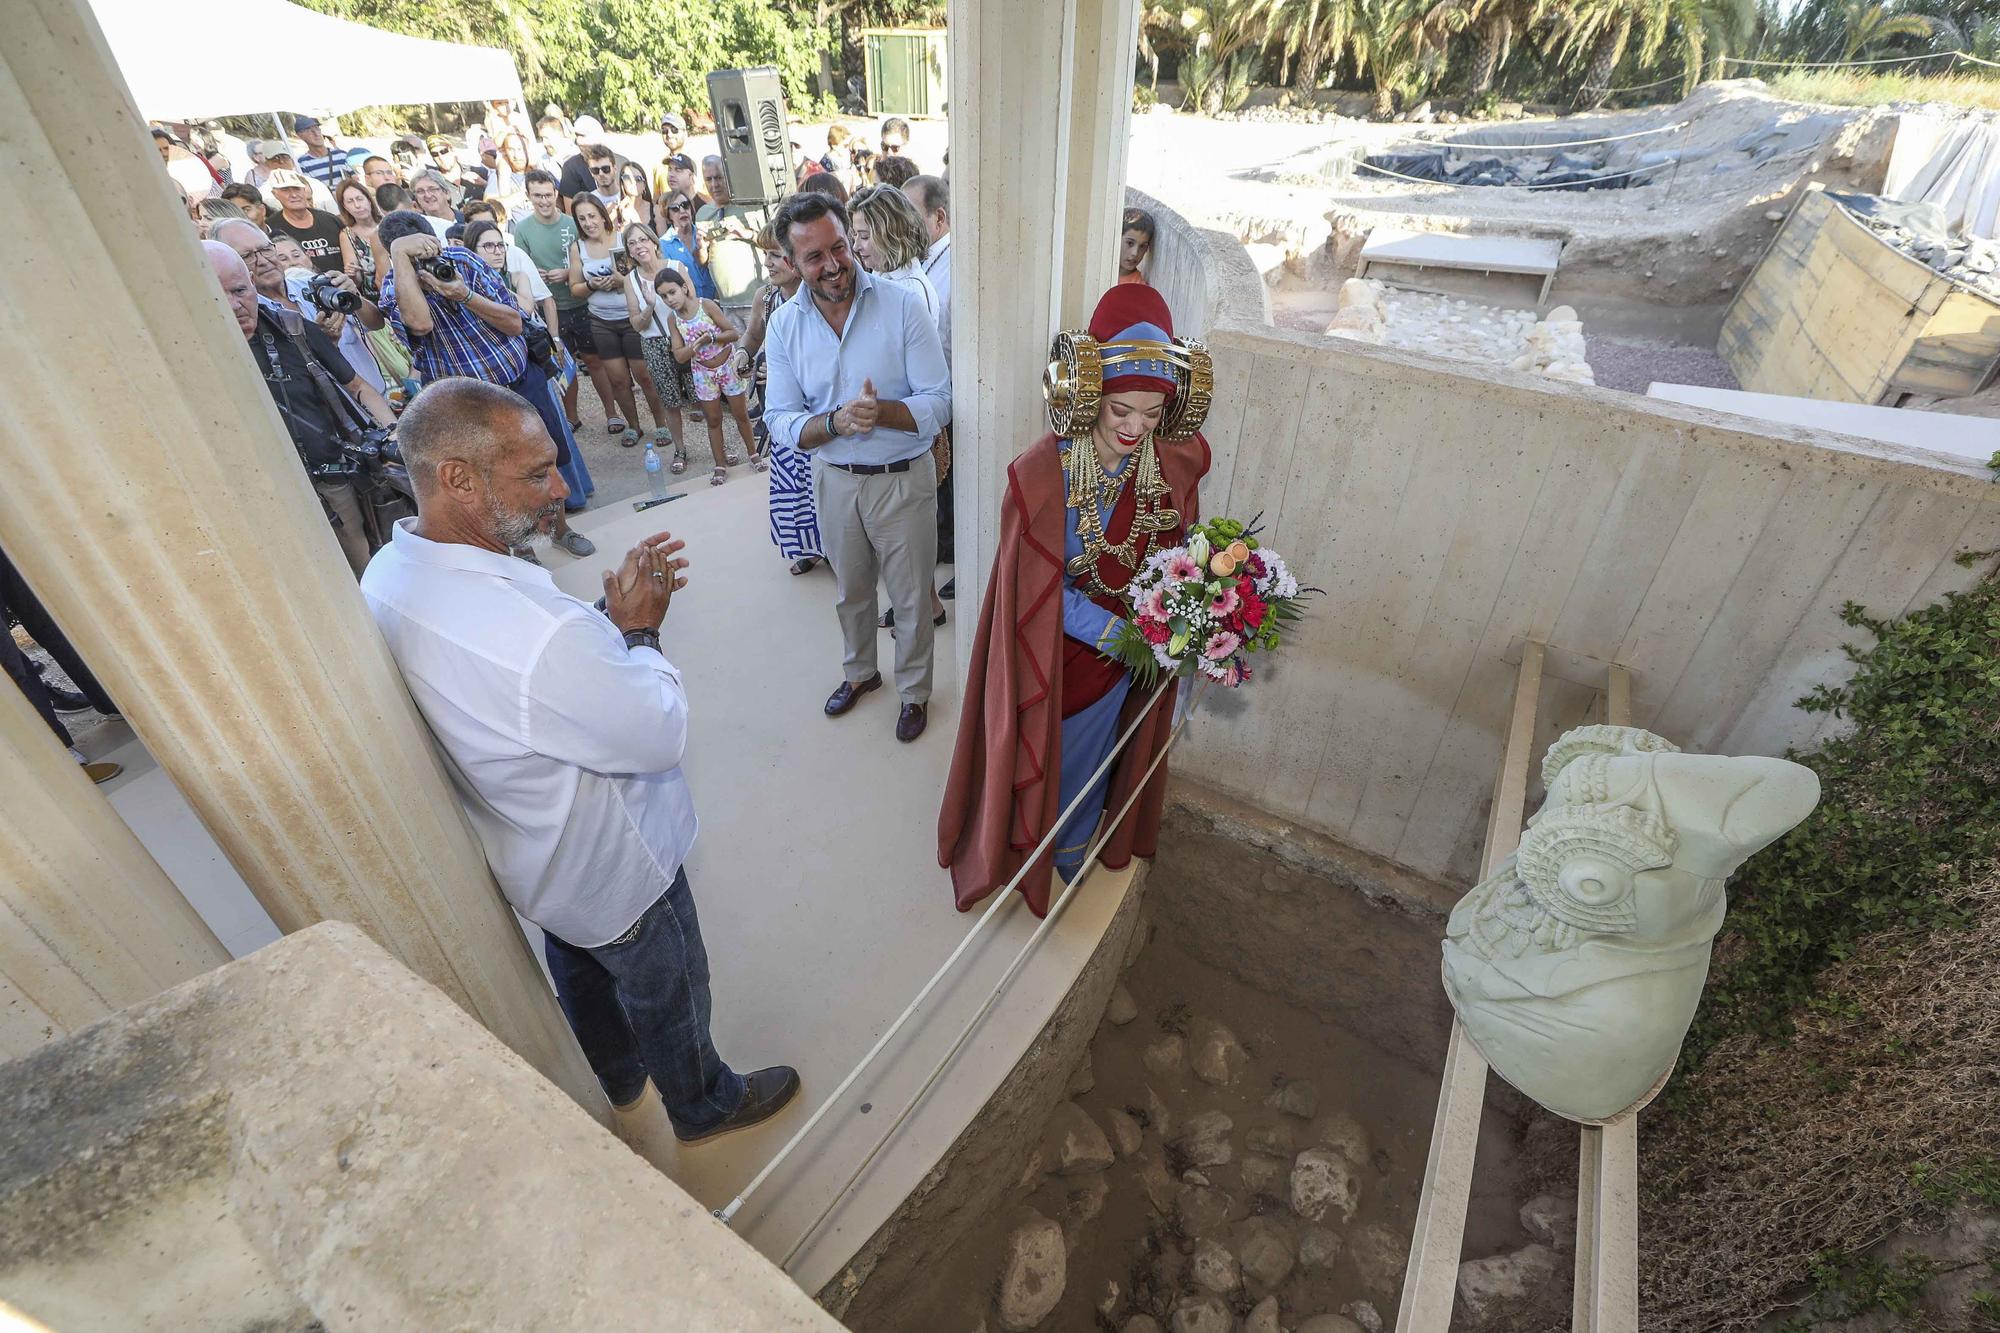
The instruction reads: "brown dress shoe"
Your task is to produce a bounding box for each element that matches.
[825,673,882,717]
[83,760,123,785]
[896,702,927,743]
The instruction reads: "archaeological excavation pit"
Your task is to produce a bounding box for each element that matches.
[837,795,1559,1333]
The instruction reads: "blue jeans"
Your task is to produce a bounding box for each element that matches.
[506,359,593,510]
[542,867,746,1132]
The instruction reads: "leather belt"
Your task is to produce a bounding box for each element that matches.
[826,458,914,476]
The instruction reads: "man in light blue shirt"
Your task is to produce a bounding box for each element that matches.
[764,192,952,743]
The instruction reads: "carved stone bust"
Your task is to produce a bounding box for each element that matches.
[1441,725,1820,1123]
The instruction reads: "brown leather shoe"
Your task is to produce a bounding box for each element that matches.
[825,674,882,717]
[896,702,927,743]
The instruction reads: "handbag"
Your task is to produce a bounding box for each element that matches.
[930,425,952,484]
[522,313,557,370]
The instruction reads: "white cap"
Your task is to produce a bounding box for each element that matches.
[573,115,605,142]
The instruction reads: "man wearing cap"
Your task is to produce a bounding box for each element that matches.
[557,116,629,204]
[293,117,340,186]
[649,113,690,202]
[264,169,346,274]
[259,152,337,213]
[697,156,770,330]
[660,152,710,213]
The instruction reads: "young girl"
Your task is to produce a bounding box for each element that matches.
[568,193,667,447]
[658,267,762,485]
[621,223,695,471]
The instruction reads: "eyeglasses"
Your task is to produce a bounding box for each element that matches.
[240,243,280,266]
[882,140,905,153]
[591,164,616,175]
[668,202,692,214]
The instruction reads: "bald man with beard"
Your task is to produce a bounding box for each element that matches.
[359,377,800,1142]
[203,238,393,575]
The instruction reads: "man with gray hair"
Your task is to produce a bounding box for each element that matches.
[361,377,800,1141]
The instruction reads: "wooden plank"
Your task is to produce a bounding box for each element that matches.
[1894,288,2000,398]
[1590,1118,1641,1333]
[1397,643,1541,1333]
[1358,228,1562,277]
[1573,1127,1604,1332]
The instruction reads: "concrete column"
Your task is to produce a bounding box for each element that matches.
[948,0,1140,616]
[0,0,603,1116]
[0,681,230,1060]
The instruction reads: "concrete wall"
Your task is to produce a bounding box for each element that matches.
[1147,204,2000,886]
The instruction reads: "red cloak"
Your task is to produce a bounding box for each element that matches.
[938,431,1210,915]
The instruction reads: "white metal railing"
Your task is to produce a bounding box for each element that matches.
[1397,645,1642,1333]
[714,673,1211,1270]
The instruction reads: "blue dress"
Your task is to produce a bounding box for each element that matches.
[1053,453,1136,882]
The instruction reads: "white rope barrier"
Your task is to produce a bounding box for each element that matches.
[1953,49,2000,70]
[776,675,1215,1271]
[1377,119,1689,153]
[1719,49,1961,70]
[712,672,1178,1226]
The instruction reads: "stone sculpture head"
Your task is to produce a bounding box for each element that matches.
[1441,725,1819,1123]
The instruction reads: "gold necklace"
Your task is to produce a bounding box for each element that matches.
[1063,434,1181,597]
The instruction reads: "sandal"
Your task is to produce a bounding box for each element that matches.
[709,466,728,486]
[607,417,626,435]
[789,557,821,576]
[669,443,688,475]
[621,428,641,447]
[722,447,742,468]
[750,450,768,473]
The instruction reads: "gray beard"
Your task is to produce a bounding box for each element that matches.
[486,497,561,550]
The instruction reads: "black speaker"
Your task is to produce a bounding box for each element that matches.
[706,66,795,204]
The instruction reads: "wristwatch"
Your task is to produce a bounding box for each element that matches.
[622,627,661,653]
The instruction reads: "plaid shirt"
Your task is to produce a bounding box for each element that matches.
[380,247,528,386]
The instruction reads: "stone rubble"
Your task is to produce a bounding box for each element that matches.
[1289,1148,1362,1225]
[1067,1052,1097,1098]
[1455,1243,1562,1324]
[1189,1237,1241,1294]
[1519,1192,1577,1249]
[1188,1018,1250,1085]
[1107,1108,1146,1159]
[1107,984,1140,1025]
[1169,1292,1236,1333]
[1267,1078,1318,1119]
[1846,210,2000,301]
[1175,1109,1236,1168]
[1342,1299,1384,1333]
[996,1210,1067,1332]
[1325,278,1598,386]
[1232,1215,1299,1295]
[1143,1033,1186,1076]
[1245,1294,1284,1333]
[1043,1102,1116,1176]
[1296,1316,1366,1333]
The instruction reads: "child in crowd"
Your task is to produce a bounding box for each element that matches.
[1118,208,1155,285]
[657,267,763,485]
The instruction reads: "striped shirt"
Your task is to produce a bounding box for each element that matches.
[380,247,529,386]
[296,151,339,185]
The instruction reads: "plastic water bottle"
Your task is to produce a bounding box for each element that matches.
[643,442,668,500]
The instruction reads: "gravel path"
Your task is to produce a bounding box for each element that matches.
[1584,337,1739,394]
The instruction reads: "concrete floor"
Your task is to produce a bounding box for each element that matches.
[57,471,1142,1295]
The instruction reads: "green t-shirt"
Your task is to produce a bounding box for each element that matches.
[696,201,770,308]
[512,213,582,310]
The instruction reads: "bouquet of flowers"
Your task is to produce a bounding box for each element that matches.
[1108,516,1306,688]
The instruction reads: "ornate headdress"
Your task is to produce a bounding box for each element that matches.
[1044,283,1212,441]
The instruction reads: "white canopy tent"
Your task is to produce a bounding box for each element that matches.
[88,0,523,122]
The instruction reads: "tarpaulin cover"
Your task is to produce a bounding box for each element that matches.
[1882,114,2000,240]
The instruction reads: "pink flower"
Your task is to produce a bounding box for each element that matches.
[1209,586,1240,619]
[1204,630,1241,661]
[1167,553,1203,583]
[1221,659,1246,687]
[1139,586,1169,621]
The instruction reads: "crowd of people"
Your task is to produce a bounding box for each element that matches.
[76,99,1172,1147]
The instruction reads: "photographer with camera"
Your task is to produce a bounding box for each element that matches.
[216,221,391,403]
[203,239,397,576]
[376,209,593,557]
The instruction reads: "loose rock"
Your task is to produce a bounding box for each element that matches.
[1343,1300,1384,1333]
[1107,985,1139,1025]
[1043,1102,1115,1176]
[1267,1079,1318,1119]
[1290,1148,1361,1224]
[1348,1222,1409,1300]
[1299,1226,1343,1269]
[1124,1317,1165,1333]
[1189,1017,1250,1085]
[1175,1181,1237,1240]
[1170,1293,1236,1333]
[1296,1317,1365,1333]
[1245,1123,1294,1158]
[1245,1295,1283,1333]
[1143,1034,1186,1076]
[1312,1112,1370,1168]
[1176,1110,1235,1167]
[1456,1244,1560,1324]
[1139,1151,1178,1214]
[1098,1279,1122,1320]
[1067,1052,1096,1098]
[1145,1087,1173,1142]
[1190,1237,1241,1294]
[1062,1175,1111,1246]
[1241,1152,1287,1197]
[997,1210,1066,1332]
[1519,1192,1577,1249]
[1232,1215,1298,1294]
[1107,1108,1145,1159]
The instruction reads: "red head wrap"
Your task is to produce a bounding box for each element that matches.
[1088,283,1178,399]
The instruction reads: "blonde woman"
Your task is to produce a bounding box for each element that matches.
[849,184,939,327]
[620,222,694,465]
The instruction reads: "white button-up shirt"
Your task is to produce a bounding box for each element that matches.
[763,265,951,468]
[361,521,698,947]
[923,233,952,366]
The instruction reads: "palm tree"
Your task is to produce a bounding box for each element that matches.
[1438,0,1561,95]
[1558,0,1712,109]
[1833,1,1935,60]
[1172,0,1284,112]
[1349,0,1464,115]
[1269,0,1356,91]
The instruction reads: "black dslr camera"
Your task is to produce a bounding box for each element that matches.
[303,271,361,315]
[417,254,459,283]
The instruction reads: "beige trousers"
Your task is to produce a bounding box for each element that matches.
[813,458,938,704]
